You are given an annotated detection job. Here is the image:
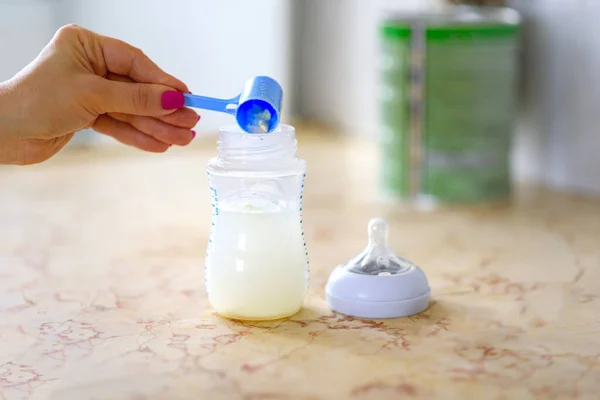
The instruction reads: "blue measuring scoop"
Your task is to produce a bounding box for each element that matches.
[183,76,282,133]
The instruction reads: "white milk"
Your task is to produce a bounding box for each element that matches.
[205,207,308,320]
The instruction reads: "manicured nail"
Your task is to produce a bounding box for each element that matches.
[196,115,201,122]
[161,91,184,110]
[191,130,196,139]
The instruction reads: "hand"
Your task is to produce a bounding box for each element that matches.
[0,24,198,165]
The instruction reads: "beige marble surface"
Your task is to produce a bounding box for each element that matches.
[0,129,599,400]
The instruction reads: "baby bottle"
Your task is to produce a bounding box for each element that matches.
[205,124,309,320]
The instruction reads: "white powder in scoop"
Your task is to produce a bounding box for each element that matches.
[245,105,272,133]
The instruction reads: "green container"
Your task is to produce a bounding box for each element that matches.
[379,6,520,204]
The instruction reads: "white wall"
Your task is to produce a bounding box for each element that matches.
[508,0,600,196]
[0,0,60,81]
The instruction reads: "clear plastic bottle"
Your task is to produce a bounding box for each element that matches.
[205,124,309,320]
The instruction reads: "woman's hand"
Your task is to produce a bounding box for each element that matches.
[0,24,198,165]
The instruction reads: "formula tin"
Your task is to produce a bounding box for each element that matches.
[379,6,520,204]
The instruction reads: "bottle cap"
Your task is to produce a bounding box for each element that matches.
[325,218,430,318]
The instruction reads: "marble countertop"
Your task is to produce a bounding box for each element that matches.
[1,130,599,400]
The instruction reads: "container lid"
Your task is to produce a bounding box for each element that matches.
[381,5,521,27]
[382,5,521,28]
[325,218,430,319]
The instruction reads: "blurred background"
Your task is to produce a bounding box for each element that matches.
[1,0,599,197]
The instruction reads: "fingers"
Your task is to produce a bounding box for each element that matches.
[109,113,195,146]
[95,78,178,117]
[157,108,200,128]
[106,72,133,83]
[97,34,188,92]
[93,115,169,153]
[106,73,199,128]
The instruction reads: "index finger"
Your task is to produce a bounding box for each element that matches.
[98,34,188,92]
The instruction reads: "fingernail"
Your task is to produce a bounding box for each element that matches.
[161,91,184,110]
[191,130,196,139]
[196,115,201,122]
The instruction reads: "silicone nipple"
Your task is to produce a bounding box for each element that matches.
[345,218,416,276]
[326,217,431,318]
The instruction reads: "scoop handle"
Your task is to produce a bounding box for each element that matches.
[183,93,240,115]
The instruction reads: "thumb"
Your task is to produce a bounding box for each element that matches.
[96,80,184,116]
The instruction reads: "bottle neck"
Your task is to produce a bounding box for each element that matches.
[217,124,297,164]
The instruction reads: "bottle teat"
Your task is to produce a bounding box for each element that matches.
[368,218,388,246]
[345,218,416,276]
[325,217,431,319]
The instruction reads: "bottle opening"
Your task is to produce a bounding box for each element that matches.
[217,124,297,162]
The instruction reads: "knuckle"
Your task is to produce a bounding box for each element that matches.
[127,47,146,76]
[132,47,144,56]
[133,131,145,148]
[156,123,173,139]
[132,85,150,112]
[129,47,145,64]
[55,24,81,40]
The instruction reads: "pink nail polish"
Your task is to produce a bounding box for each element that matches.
[191,130,196,139]
[197,115,201,122]
[161,91,184,110]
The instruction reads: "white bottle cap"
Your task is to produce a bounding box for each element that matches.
[325,218,430,319]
